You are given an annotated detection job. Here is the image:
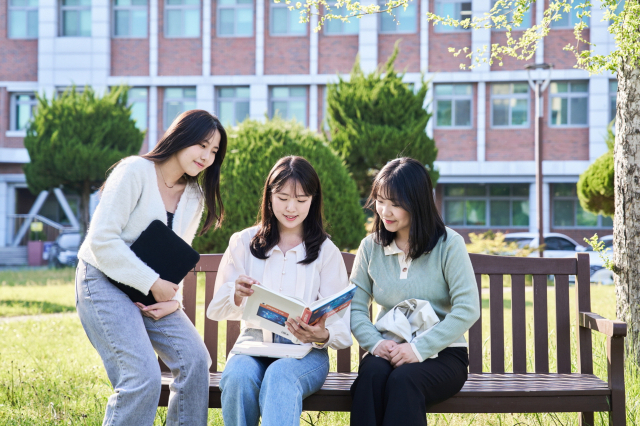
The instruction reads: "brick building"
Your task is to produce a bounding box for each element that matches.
[0,0,617,248]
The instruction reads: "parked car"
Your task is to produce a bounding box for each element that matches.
[586,234,614,285]
[502,232,588,258]
[48,232,81,268]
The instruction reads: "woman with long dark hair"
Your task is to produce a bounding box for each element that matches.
[349,157,480,426]
[206,156,352,426]
[76,110,226,426]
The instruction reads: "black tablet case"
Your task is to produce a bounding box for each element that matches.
[108,220,200,305]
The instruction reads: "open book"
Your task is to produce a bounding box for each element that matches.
[242,284,357,344]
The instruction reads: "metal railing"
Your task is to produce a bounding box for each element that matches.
[7,214,79,246]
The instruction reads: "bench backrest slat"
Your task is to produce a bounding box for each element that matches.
[489,274,505,373]
[468,273,483,373]
[510,274,527,373]
[554,273,571,373]
[532,274,549,373]
[575,252,593,375]
[204,272,219,373]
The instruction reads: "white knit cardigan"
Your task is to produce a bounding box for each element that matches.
[78,156,205,305]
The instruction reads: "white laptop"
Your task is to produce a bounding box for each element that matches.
[229,341,313,359]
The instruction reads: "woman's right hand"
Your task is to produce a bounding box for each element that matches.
[234,275,259,306]
[150,278,179,302]
[372,340,398,362]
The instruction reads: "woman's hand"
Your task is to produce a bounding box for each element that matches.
[372,340,398,361]
[135,301,179,320]
[286,314,330,344]
[389,343,419,368]
[234,275,260,306]
[150,278,179,302]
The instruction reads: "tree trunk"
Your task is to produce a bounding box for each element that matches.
[614,61,640,364]
[79,180,91,241]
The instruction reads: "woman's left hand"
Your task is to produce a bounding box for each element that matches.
[135,301,179,320]
[389,343,419,368]
[286,313,330,344]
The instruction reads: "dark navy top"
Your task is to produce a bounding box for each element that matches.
[166,211,174,230]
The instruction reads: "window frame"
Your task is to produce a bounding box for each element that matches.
[216,0,254,37]
[10,93,38,132]
[548,80,589,128]
[112,0,148,38]
[8,0,38,39]
[269,86,308,126]
[216,86,251,127]
[269,1,307,36]
[379,0,418,34]
[323,2,359,35]
[433,83,474,129]
[609,80,617,124]
[442,183,530,228]
[163,87,196,130]
[551,183,612,229]
[433,0,471,33]
[164,0,201,38]
[128,87,149,130]
[550,0,590,29]
[59,0,92,37]
[490,82,530,128]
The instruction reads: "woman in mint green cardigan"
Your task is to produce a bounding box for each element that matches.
[349,157,480,426]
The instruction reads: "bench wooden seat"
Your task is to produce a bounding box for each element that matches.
[159,252,627,425]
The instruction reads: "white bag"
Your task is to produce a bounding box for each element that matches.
[374,299,440,358]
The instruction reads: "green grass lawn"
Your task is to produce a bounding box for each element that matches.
[0,270,638,425]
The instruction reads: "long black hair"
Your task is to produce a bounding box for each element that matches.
[143,109,227,234]
[250,156,328,265]
[367,157,446,260]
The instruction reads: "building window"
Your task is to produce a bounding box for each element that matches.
[217,0,253,36]
[60,0,91,37]
[491,82,529,127]
[128,88,148,130]
[113,0,148,37]
[610,80,617,124]
[491,0,532,30]
[434,0,471,32]
[434,84,472,128]
[549,81,588,127]
[443,184,530,228]
[380,0,417,33]
[8,0,38,39]
[270,86,307,126]
[552,183,612,228]
[324,2,359,35]
[217,87,250,127]
[10,93,38,131]
[165,0,200,38]
[550,0,590,28]
[270,2,306,35]
[164,87,196,130]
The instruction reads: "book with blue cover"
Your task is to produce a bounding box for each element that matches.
[241,284,357,344]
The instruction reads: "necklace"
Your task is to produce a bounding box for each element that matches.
[158,165,175,189]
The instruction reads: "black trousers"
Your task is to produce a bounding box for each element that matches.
[350,347,469,426]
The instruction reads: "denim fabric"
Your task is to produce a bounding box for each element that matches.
[219,349,329,426]
[75,260,211,426]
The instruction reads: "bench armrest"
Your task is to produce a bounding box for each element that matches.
[579,311,627,337]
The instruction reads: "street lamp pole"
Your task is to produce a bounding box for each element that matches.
[525,63,553,257]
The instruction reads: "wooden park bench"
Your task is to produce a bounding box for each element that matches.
[159,252,627,425]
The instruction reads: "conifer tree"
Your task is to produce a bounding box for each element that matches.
[23,85,145,237]
[577,124,614,218]
[326,44,438,197]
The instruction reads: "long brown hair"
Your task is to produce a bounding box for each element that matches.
[250,156,328,265]
[367,157,446,259]
[143,109,226,234]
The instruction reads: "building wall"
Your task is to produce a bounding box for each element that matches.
[490,31,533,71]
[210,3,256,75]
[433,84,478,161]
[157,0,203,75]
[318,34,358,74]
[0,0,38,81]
[111,39,150,76]
[428,0,471,72]
[263,5,310,75]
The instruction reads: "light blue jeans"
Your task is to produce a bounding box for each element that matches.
[219,345,329,426]
[75,260,211,426]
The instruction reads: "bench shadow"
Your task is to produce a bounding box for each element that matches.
[0,300,76,314]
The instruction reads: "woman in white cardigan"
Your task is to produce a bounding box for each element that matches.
[76,110,226,426]
[207,156,352,426]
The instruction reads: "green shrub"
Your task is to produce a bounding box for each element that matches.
[193,117,366,254]
[326,43,438,197]
[577,123,614,217]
